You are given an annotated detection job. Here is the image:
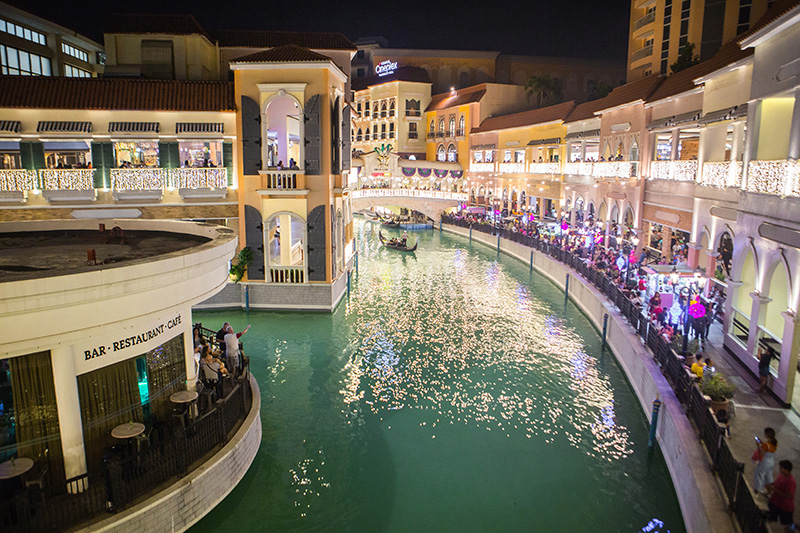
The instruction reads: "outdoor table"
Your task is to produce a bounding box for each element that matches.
[111,422,145,439]
[170,390,199,419]
[0,457,34,480]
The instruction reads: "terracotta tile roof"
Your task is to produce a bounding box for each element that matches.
[230,45,333,64]
[565,98,612,123]
[471,101,575,133]
[590,75,664,113]
[425,85,488,112]
[737,0,800,44]
[646,41,753,103]
[352,66,431,91]
[105,13,207,35]
[0,76,235,111]
[209,29,356,50]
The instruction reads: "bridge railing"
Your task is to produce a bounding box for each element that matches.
[352,188,467,202]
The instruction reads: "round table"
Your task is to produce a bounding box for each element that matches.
[0,457,33,480]
[170,390,199,404]
[111,422,145,439]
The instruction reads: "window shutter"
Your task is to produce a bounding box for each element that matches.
[158,141,179,169]
[90,141,112,188]
[223,142,234,186]
[331,96,340,172]
[342,103,351,172]
[240,96,262,176]
[244,204,265,280]
[306,204,327,281]
[304,94,321,175]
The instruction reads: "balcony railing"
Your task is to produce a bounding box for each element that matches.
[380,111,387,118]
[408,132,418,139]
[0,169,38,191]
[406,110,421,117]
[633,11,656,31]
[649,160,698,182]
[456,128,465,137]
[528,162,560,174]
[593,161,637,179]
[39,169,95,190]
[263,170,303,190]
[168,168,227,189]
[110,168,167,190]
[269,265,306,284]
[700,161,743,189]
[436,131,445,139]
[498,162,525,174]
[470,162,496,173]
[631,44,654,62]
[352,188,468,202]
[746,160,800,197]
[563,162,594,176]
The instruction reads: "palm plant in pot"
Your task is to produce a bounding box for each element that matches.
[701,373,735,413]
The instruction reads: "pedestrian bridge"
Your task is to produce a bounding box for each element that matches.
[351,188,467,221]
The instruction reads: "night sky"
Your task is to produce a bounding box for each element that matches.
[12,0,630,61]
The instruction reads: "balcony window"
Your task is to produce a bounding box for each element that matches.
[365,102,370,117]
[429,120,435,134]
[473,151,483,163]
[115,141,159,168]
[1,44,51,76]
[389,101,395,117]
[380,102,387,118]
[44,141,91,168]
[389,123,395,139]
[405,99,420,117]
[655,133,672,161]
[458,116,465,136]
[449,117,456,137]
[0,141,21,169]
[179,140,222,168]
[437,144,446,162]
[438,119,445,135]
[447,144,457,162]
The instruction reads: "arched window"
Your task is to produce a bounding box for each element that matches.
[449,116,456,137]
[357,128,362,142]
[380,101,387,117]
[373,102,379,116]
[438,119,445,136]
[458,115,465,136]
[429,120,435,134]
[437,144,446,162]
[389,100,395,117]
[364,101,370,117]
[447,144,457,162]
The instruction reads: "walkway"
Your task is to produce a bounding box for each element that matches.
[700,323,800,530]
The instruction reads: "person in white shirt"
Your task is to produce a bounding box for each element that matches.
[224,324,250,374]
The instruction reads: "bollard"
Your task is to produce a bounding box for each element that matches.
[245,285,250,312]
[530,250,533,272]
[497,234,501,254]
[355,251,358,273]
[601,313,608,350]
[648,395,661,448]
[565,273,570,303]
[470,226,473,242]
[347,270,351,295]
[439,220,442,232]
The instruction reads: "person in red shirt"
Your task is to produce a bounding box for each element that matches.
[767,460,796,532]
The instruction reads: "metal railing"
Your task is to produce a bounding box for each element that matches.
[632,44,654,62]
[633,10,656,31]
[441,215,769,533]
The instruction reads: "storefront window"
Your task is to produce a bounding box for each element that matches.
[115,141,159,168]
[655,133,672,161]
[179,140,222,168]
[44,141,91,168]
[473,151,483,163]
[503,150,512,163]
[485,150,494,163]
[514,150,525,163]
[0,141,20,169]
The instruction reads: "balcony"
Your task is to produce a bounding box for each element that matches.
[528,162,560,174]
[269,265,306,284]
[700,161,743,189]
[470,162,496,173]
[746,160,800,197]
[498,162,526,174]
[262,170,305,190]
[563,162,594,176]
[110,168,167,200]
[633,11,656,31]
[0,169,38,192]
[405,110,421,117]
[649,160,698,182]
[593,161,638,179]
[408,132,418,139]
[40,168,95,190]
[631,44,654,62]
[436,130,445,139]
[169,168,227,189]
[456,128,465,137]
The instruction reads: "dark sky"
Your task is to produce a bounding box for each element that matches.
[13,0,630,61]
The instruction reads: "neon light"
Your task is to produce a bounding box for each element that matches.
[375,60,398,77]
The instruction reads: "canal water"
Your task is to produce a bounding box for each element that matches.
[192,221,685,532]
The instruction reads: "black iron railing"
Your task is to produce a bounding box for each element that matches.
[441,215,767,532]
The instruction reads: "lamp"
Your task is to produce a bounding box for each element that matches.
[669,265,680,286]
[631,235,640,247]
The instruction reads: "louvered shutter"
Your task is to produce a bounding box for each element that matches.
[304,94,321,175]
[244,204,265,280]
[342,103,351,172]
[241,96,262,176]
[306,205,327,281]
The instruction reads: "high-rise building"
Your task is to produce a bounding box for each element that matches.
[627,0,774,81]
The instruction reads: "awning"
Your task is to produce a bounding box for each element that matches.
[43,141,90,150]
[732,103,748,119]
[37,121,93,133]
[109,122,160,134]
[565,129,600,141]
[0,120,21,133]
[527,137,561,146]
[672,110,701,126]
[648,116,672,130]
[176,122,224,134]
[470,144,496,150]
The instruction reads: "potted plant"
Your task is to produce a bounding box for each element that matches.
[701,373,735,413]
[229,247,254,283]
[670,334,700,364]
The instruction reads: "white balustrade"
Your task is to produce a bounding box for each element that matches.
[110,168,167,190]
[0,169,38,191]
[528,162,560,174]
[470,162,496,173]
[700,161,742,189]
[746,160,800,197]
[563,162,594,176]
[169,168,227,189]
[268,265,306,284]
[593,161,636,179]
[498,162,526,174]
[648,160,698,182]
[262,170,301,189]
[39,169,95,190]
[352,188,467,202]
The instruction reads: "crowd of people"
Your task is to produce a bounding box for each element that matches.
[193,322,251,395]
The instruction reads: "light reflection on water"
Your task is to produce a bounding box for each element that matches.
[192,221,683,533]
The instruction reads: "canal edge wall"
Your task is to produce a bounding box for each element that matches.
[80,375,262,533]
[441,225,734,533]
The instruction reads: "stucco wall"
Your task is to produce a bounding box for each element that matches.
[443,224,734,533]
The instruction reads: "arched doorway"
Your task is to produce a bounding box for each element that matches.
[264,92,302,169]
[266,212,306,283]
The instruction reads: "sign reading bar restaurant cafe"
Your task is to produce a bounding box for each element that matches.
[375,60,398,77]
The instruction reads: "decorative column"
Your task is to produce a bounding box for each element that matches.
[723,278,743,342]
[687,243,703,268]
[746,292,772,356]
[775,311,800,404]
[705,251,719,278]
[51,346,88,481]
[661,226,673,262]
[788,88,800,161]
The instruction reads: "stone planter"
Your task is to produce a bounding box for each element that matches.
[709,398,729,415]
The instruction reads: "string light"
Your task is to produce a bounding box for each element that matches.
[498,162,526,174]
[39,169,94,190]
[110,168,167,191]
[528,162,560,174]
[648,161,697,182]
[700,161,742,189]
[563,162,593,176]
[0,169,37,191]
[469,162,495,173]
[593,162,634,179]
[168,168,228,189]
[746,160,800,197]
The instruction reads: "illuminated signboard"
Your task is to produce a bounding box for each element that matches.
[375,60,398,77]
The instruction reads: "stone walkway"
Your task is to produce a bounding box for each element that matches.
[699,323,800,530]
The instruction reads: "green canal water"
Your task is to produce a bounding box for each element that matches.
[192,221,685,532]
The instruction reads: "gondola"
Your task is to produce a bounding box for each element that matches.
[381,218,401,228]
[379,231,417,252]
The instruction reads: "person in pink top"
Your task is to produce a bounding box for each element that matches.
[766,460,796,532]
